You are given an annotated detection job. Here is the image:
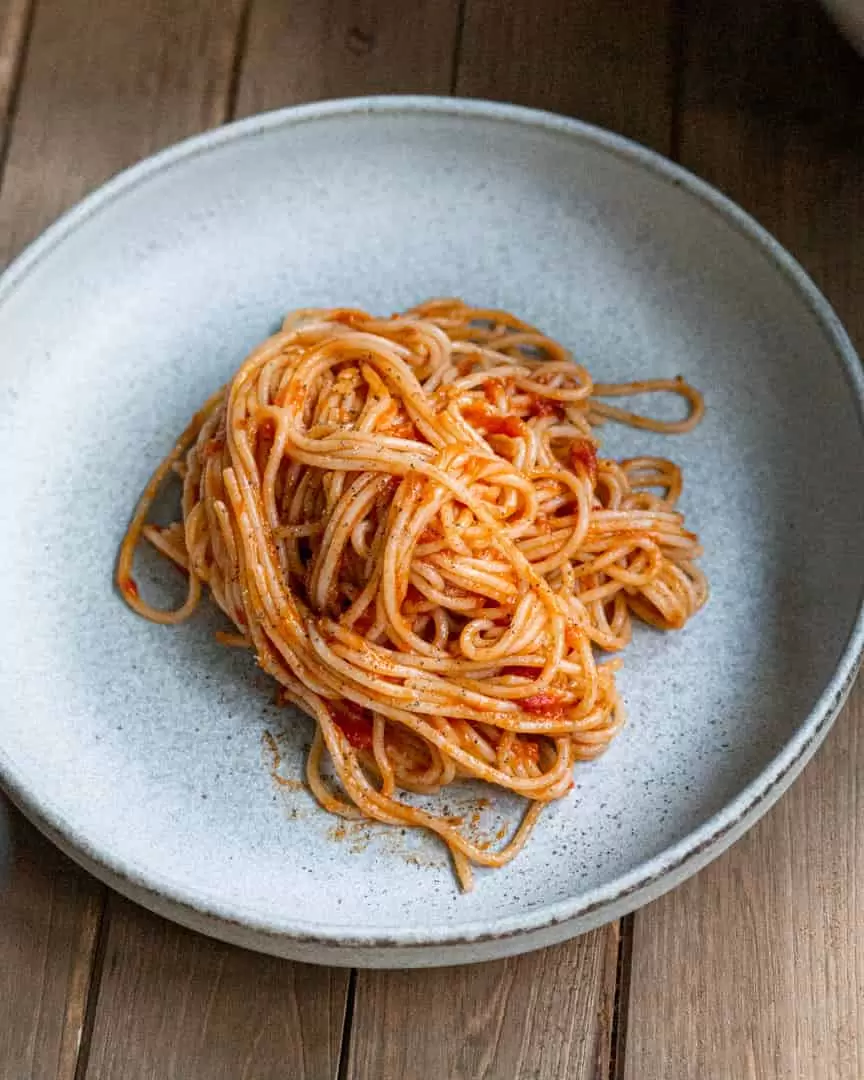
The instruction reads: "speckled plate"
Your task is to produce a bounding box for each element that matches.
[1,97,862,968]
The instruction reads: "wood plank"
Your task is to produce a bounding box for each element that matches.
[347,929,620,1080]
[0,9,103,1078]
[625,691,864,1080]
[0,3,350,1079]
[85,895,349,1080]
[234,0,462,118]
[75,1,460,1073]
[624,2,864,1077]
[0,802,104,1080]
[0,0,244,265]
[0,5,146,1075]
[68,0,464,1070]
[0,0,33,142]
[345,3,676,1075]
[455,0,675,151]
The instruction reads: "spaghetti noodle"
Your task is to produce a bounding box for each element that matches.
[118,299,707,889]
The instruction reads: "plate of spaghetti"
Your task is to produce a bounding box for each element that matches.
[0,98,861,967]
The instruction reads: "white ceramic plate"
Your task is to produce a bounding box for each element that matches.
[1,98,862,968]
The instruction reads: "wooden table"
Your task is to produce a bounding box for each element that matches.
[1,1,862,1077]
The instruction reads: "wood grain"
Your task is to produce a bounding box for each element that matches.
[234,0,462,118]
[84,895,349,1080]
[347,929,620,1080]
[455,0,675,151]
[0,804,104,1080]
[624,2,864,1077]
[0,0,244,265]
[8,0,861,1077]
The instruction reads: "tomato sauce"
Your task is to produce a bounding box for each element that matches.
[512,739,540,765]
[462,404,523,437]
[120,576,139,600]
[331,701,374,751]
[524,394,560,418]
[570,438,598,479]
[521,691,563,713]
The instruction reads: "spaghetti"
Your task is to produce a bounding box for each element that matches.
[118,299,707,889]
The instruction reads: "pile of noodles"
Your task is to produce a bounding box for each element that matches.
[118,299,707,889]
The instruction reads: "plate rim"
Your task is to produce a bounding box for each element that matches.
[1,94,862,956]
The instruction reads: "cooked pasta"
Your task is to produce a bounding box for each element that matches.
[118,299,707,889]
